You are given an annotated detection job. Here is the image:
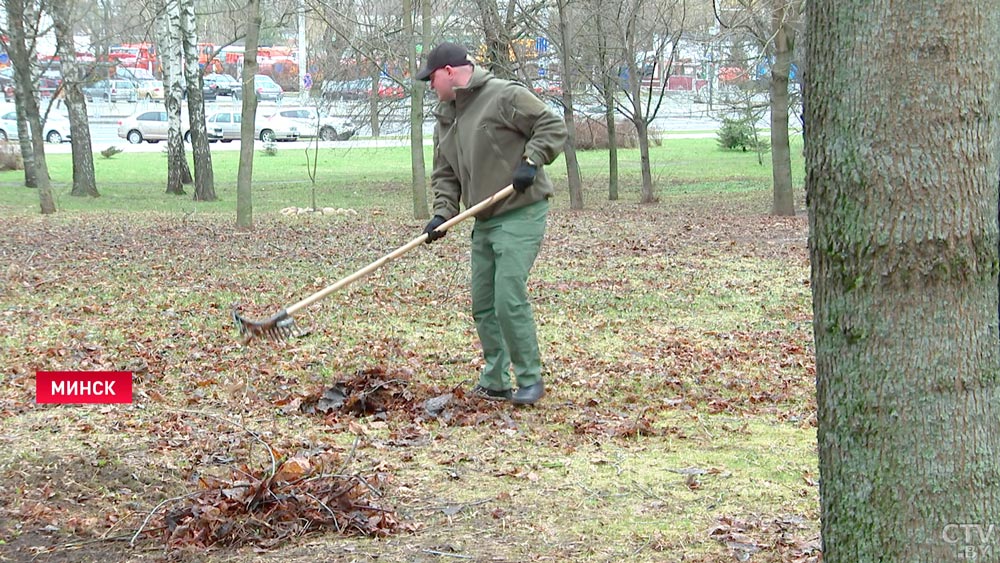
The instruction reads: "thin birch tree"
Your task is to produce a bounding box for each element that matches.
[180,0,217,201]
[158,0,193,194]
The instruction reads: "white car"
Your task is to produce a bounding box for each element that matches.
[0,109,72,143]
[117,109,191,144]
[205,110,243,142]
[266,106,354,141]
[255,111,300,142]
[206,109,301,143]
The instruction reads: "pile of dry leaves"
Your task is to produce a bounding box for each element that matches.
[142,451,411,549]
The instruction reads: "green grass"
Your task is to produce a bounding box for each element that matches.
[0,136,803,215]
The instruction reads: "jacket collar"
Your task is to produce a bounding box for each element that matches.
[433,66,495,120]
[457,66,493,93]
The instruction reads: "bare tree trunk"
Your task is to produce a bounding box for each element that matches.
[556,0,583,210]
[236,0,262,229]
[159,0,191,193]
[635,115,654,203]
[14,103,38,188]
[180,0,216,201]
[769,0,794,216]
[7,0,54,213]
[368,64,381,138]
[8,0,37,189]
[604,86,619,201]
[51,0,98,198]
[622,2,654,204]
[807,1,1000,560]
[402,0,428,220]
[595,10,619,201]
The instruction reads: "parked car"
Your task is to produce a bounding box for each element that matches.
[266,106,354,141]
[206,109,300,142]
[369,79,404,99]
[135,79,164,100]
[321,79,369,101]
[252,74,283,102]
[115,67,157,83]
[181,82,218,102]
[83,79,138,103]
[205,110,242,142]
[0,108,72,143]
[255,111,299,141]
[203,73,241,99]
[117,109,191,144]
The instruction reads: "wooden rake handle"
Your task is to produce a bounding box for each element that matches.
[285,184,516,316]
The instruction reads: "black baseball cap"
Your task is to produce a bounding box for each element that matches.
[416,42,473,81]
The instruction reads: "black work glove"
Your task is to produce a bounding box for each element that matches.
[512,160,537,193]
[423,215,447,243]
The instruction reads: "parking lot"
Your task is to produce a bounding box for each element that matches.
[20,91,721,155]
[28,95,390,152]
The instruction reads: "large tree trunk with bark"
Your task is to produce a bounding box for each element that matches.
[159,0,192,194]
[402,0,427,220]
[51,0,98,198]
[180,0,216,201]
[236,0,262,229]
[6,0,54,213]
[769,0,794,216]
[556,0,582,210]
[806,1,1000,561]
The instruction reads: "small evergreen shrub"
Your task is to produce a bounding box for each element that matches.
[717,116,769,153]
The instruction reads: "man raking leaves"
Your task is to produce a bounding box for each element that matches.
[236,41,566,406]
[417,42,567,405]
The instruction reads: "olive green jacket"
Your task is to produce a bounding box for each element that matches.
[430,67,568,221]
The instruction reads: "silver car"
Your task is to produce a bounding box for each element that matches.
[266,106,354,141]
[0,109,72,143]
[252,75,283,102]
[206,109,299,142]
[205,110,243,142]
[117,109,191,144]
[83,79,138,103]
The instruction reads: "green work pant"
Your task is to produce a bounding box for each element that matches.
[470,199,548,391]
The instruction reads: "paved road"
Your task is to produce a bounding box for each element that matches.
[38,95,724,155]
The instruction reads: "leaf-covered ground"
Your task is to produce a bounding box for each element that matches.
[0,186,818,562]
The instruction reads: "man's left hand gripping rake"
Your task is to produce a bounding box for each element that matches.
[234,185,516,344]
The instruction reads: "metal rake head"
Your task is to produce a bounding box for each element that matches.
[233,307,298,344]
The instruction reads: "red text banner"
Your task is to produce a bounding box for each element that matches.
[36,371,134,404]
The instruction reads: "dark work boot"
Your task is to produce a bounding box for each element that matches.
[512,381,545,405]
[471,385,512,401]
